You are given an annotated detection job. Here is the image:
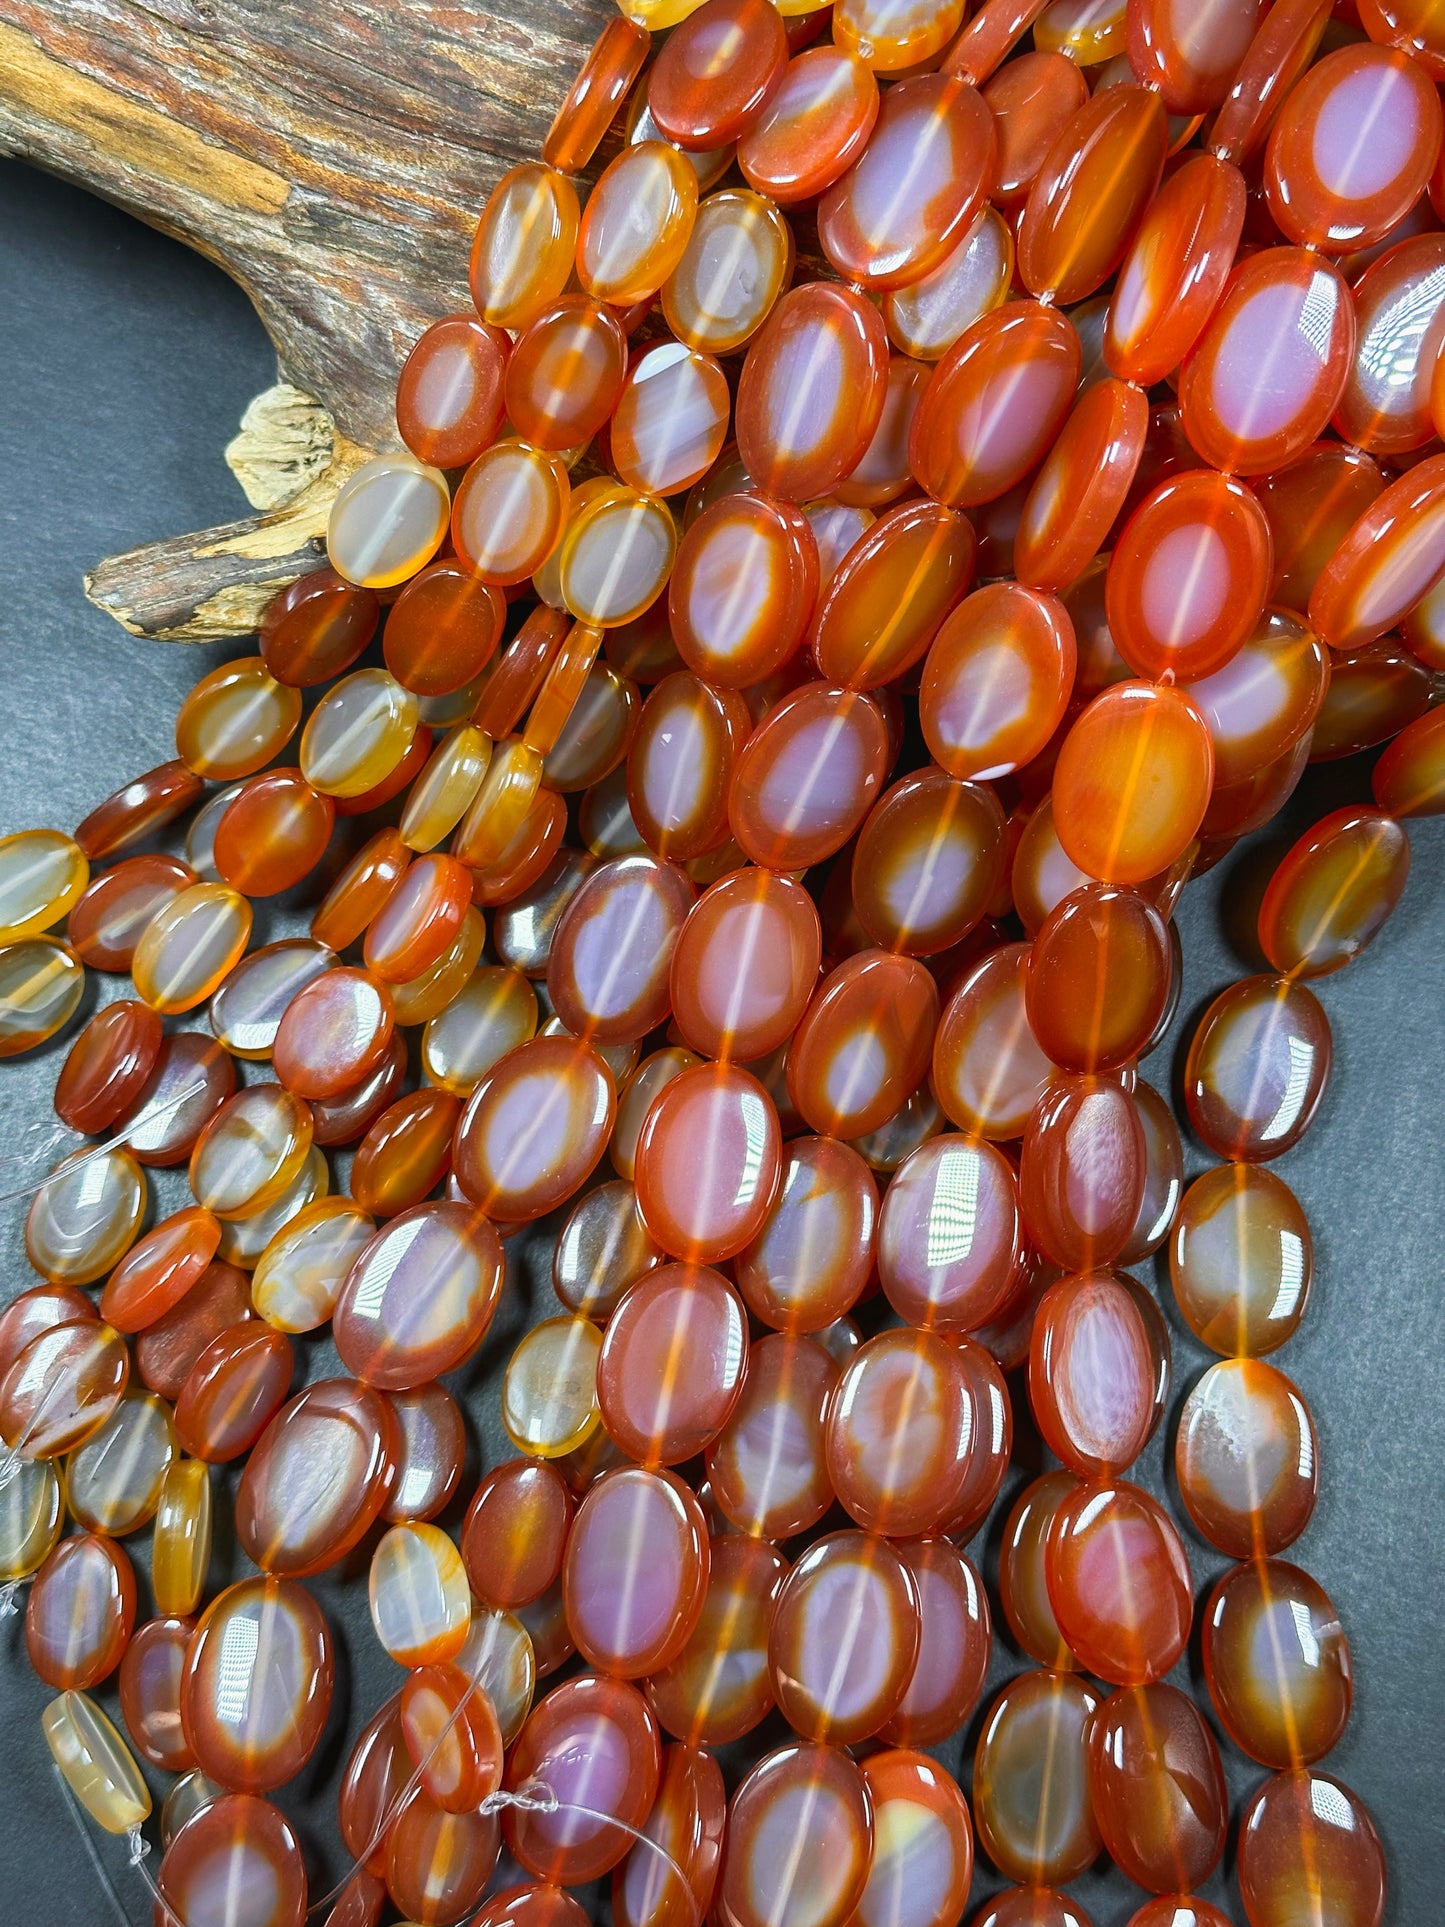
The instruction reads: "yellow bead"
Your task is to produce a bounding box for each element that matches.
[131,883,253,1014]
[63,1390,177,1536]
[252,1197,377,1333]
[400,725,494,852]
[390,907,487,1027]
[327,454,451,589]
[0,937,85,1055]
[577,142,699,306]
[662,189,794,355]
[501,1314,603,1457]
[25,1147,147,1285]
[176,658,302,781]
[152,1458,212,1616]
[470,164,581,331]
[422,965,539,1097]
[368,1521,471,1665]
[559,486,677,628]
[0,831,89,942]
[301,669,420,799]
[43,1691,151,1834]
[454,739,546,870]
[189,1083,314,1220]
[0,1457,62,1580]
[214,1145,330,1269]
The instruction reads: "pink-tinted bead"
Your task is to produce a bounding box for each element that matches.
[1046,1479,1193,1686]
[878,1135,1022,1331]
[788,949,938,1140]
[730,682,892,871]
[825,1327,977,1537]
[633,1063,781,1264]
[1029,1270,1158,1477]
[1020,1074,1147,1272]
[597,1262,749,1463]
[768,1529,921,1744]
[705,1332,837,1538]
[332,1202,503,1387]
[453,1035,615,1222]
[505,1674,662,1885]
[735,1135,878,1333]
[26,1532,135,1689]
[564,1466,709,1676]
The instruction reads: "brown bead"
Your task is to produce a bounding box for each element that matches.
[768,1529,920,1744]
[974,1668,1101,1886]
[74,759,206,862]
[53,999,162,1135]
[1027,883,1171,1073]
[788,948,937,1140]
[647,1533,786,1747]
[259,567,378,688]
[462,1459,573,1611]
[272,966,395,1101]
[1237,1771,1385,1927]
[236,1377,400,1576]
[350,1089,459,1217]
[547,853,695,1045]
[1086,1682,1227,1893]
[1203,1558,1352,1769]
[735,1134,877,1333]
[383,559,505,697]
[544,17,651,173]
[1184,974,1332,1162]
[69,853,195,973]
[118,1613,196,1771]
[1047,1479,1193,1686]
[333,1202,503,1388]
[382,1383,465,1525]
[505,1674,662,1884]
[212,767,335,898]
[0,1319,129,1459]
[706,1332,837,1538]
[310,1030,408,1147]
[598,1261,749,1462]
[174,1324,294,1464]
[26,1532,136,1688]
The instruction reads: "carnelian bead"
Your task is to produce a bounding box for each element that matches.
[649,0,786,149]
[1033,0,1128,63]
[730,682,891,870]
[176,657,301,781]
[736,281,889,502]
[74,759,205,860]
[360,852,470,985]
[552,1180,662,1323]
[68,853,194,972]
[1265,42,1442,254]
[492,850,590,978]
[1334,234,1445,456]
[787,949,936,1140]
[383,561,504,700]
[396,317,507,478]
[504,298,627,453]
[100,1206,222,1333]
[1,1318,129,1461]
[851,768,1003,956]
[578,142,699,305]
[1015,378,1147,596]
[813,500,976,690]
[1053,681,1214,885]
[1027,883,1170,1072]
[173,1324,294,1462]
[139,1263,247,1393]
[1176,1355,1318,1559]
[1085,1682,1228,1894]
[921,583,1076,780]
[612,1741,725,1927]
[400,1662,503,1814]
[25,1533,135,1689]
[833,355,929,511]
[157,1793,308,1927]
[874,1539,988,1746]
[1185,975,1331,1162]
[259,566,377,687]
[819,73,996,291]
[272,966,394,1100]
[332,1201,502,1386]
[633,1063,781,1263]
[1310,451,1445,649]
[53,999,162,1135]
[479,1889,591,1927]
[0,1286,96,1389]
[999,1471,1081,1669]
[647,1533,785,1744]
[234,1377,398,1574]
[0,830,85,944]
[1120,1077,1184,1264]
[1203,1559,1352,1767]
[350,1089,458,1216]
[1047,1479,1192,1685]
[382,1383,465,1526]
[368,1520,472,1666]
[850,1751,972,1927]
[208,940,334,1061]
[564,1466,708,1675]
[703,1331,835,1537]
[453,1033,615,1222]
[1373,702,1445,817]
[209,768,333,899]
[452,442,570,587]
[1104,152,1246,389]
[984,50,1087,209]
[1312,634,1435,761]
[1018,85,1167,305]
[462,1459,572,1610]
[1238,1771,1385,1927]
[1020,1074,1145,1272]
[179,1574,331,1791]
[505,1675,661,1885]
[876,1135,1020,1331]
[661,188,794,354]
[882,205,1014,363]
[470,163,580,330]
[910,301,1080,508]
[973,1669,1100,1886]
[1128,0,1265,113]
[730,1138,874,1335]
[546,853,694,1046]
[1171,1160,1312,1357]
[24,1146,144,1290]
[544,17,651,173]
[1258,805,1410,979]
[974,1893,1095,1927]
[669,491,817,688]
[385,1786,500,1922]
[117,1613,195,1770]
[1029,1270,1157,1477]
[718,1743,874,1927]
[768,1529,920,1743]
[932,942,1053,1138]
[120,1030,236,1169]
[737,46,877,202]
[327,454,451,590]
[609,342,729,500]
[556,487,676,630]
[825,1327,978,1535]
[130,882,252,1015]
[1183,607,1329,789]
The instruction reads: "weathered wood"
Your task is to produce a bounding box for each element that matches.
[0,0,614,637]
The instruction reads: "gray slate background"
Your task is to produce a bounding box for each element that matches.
[1,156,1442,1926]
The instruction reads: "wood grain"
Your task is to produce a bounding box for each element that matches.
[0,0,615,637]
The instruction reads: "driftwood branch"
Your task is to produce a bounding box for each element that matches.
[0,0,613,637]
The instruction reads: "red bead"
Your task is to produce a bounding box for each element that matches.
[563,1465,709,1676]
[598,1261,749,1462]
[736,282,890,502]
[1086,1681,1227,1892]
[505,1675,661,1885]
[788,948,938,1140]
[649,0,787,150]
[259,567,377,688]
[1104,152,1247,387]
[1047,1479,1193,1685]
[737,46,878,204]
[768,1529,920,1743]
[1026,882,1172,1072]
[730,683,892,871]
[1018,86,1167,306]
[1020,1074,1147,1273]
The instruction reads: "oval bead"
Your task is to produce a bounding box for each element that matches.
[737,47,878,203]
[180,1573,333,1791]
[452,441,570,587]
[1237,1770,1385,1927]
[1020,1074,1146,1273]
[1170,1161,1313,1357]
[1086,1681,1228,1893]
[259,566,377,687]
[333,1202,503,1388]
[1177,1356,1318,1559]
[1015,377,1149,596]
[25,1146,145,1287]
[505,1675,662,1885]
[1105,152,1248,388]
[463,1459,573,1610]
[877,1134,1020,1331]
[984,50,1087,208]
[1027,883,1171,1072]
[769,1529,920,1744]
[453,1035,615,1222]
[628,671,747,860]
[547,854,694,1045]
[598,1261,750,1462]
[1029,1271,1157,1477]
[788,948,937,1140]
[327,454,450,590]
[735,1135,877,1333]
[69,852,195,973]
[1046,1479,1193,1686]
[173,1324,294,1463]
[736,281,889,502]
[1018,85,1167,305]
[1373,703,1445,817]
[577,141,699,305]
[236,1376,398,1575]
[502,1316,604,1459]
[132,883,254,1016]
[471,163,580,329]
[176,658,301,781]
[973,1670,1100,1886]
[396,314,509,467]
[921,583,1076,781]
[0,1319,129,1459]
[1185,975,1331,1162]
[1184,608,1329,789]
[43,1689,152,1835]
[647,1533,786,1746]
[881,205,1013,362]
[649,0,786,148]
[1203,1559,1352,1767]
[730,682,891,871]
[370,1521,471,1665]
[661,187,795,354]
[705,1332,837,1538]
[1053,682,1214,885]
[0,829,87,941]
[826,1327,977,1537]
[718,1743,874,1927]
[932,943,1054,1138]
[1259,806,1410,977]
[63,1388,176,1535]
[564,1465,708,1675]
[26,1532,135,1688]
[669,491,817,689]
[813,499,976,691]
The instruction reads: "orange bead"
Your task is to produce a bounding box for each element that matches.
[1311,634,1434,761]
[973,1669,1101,1887]
[705,1331,837,1537]
[327,455,451,591]
[1373,703,1445,817]
[609,342,730,498]
[564,1466,709,1674]
[1032,0,1129,63]
[881,204,1014,363]
[1309,451,1445,650]
[734,1135,877,1332]
[1210,0,1331,166]
[735,281,889,502]
[1237,1771,1385,1927]
[1203,1559,1352,1768]
[333,1203,502,1388]
[100,1206,222,1333]
[173,1324,295,1463]
[176,657,301,781]
[1053,682,1214,885]
[787,948,937,1139]
[1085,1682,1228,1893]
[852,766,1004,956]
[1046,1478,1192,1685]
[818,73,997,291]
[1020,1073,1146,1272]
[909,301,1081,508]
[1018,86,1167,306]
[350,1089,460,1217]
[71,763,197,868]
[1015,377,1148,595]
[332,719,433,818]
[470,164,580,330]
[737,46,878,203]
[543,17,651,174]
[920,582,1076,780]
[54,999,162,1135]
[668,491,818,688]
[1258,805,1410,978]
[1185,974,1331,1161]
[453,1034,615,1222]
[1335,234,1445,455]
[25,1533,135,1688]
[210,768,334,899]
[1027,883,1171,1072]
[1128,0,1266,114]
[1264,42,1442,253]
[933,941,1055,1138]
[1175,1357,1319,1559]
[451,442,570,587]
[833,0,965,67]
[648,0,787,149]
[309,828,408,954]
[396,315,509,468]
[768,1529,921,1742]
[634,1063,782,1262]
[1183,607,1329,789]
[647,1533,785,1745]
[69,853,194,974]
[383,560,503,698]
[504,297,628,452]
[877,1134,1021,1330]
[258,566,378,689]
[272,966,395,1100]
[984,50,1087,209]
[577,142,699,305]
[719,1743,873,1927]
[400,1662,503,1815]
[660,188,795,354]
[812,499,976,690]
[729,681,891,870]
[882,1539,991,1746]
[547,853,695,1044]
[1104,152,1246,388]
[1256,442,1385,616]
[505,1675,661,1885]
[363,852,473,984]
[833,355,929,511]
[628,672,748,859]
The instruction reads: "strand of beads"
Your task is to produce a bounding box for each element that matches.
[6,0,1445,1923]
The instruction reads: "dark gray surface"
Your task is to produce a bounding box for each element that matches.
[1,153,1443,1926]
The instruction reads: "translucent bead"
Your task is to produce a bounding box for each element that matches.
[984,50,1086,208]
[909,301,1080,508]
[502,1315,604,1458]
[1264,42,1442,253]
[1020,1073,1146,1272]
[1027,883,1171,1072]
[173,1324,294,1462]
[1183,608,1329,789]
[419,965,536,1098]
[734,1135,876,1332]
[74,758,204,864]
[454,738,548,872]
[187,1083,312,1221]
[667,869,817,1063]
[736,281,889,501]
[69,853,194,973]
[326,453,449,589]
[25,1146,146,1285]
[1015,377,1148,596]
[1047,1479,1192,1685]
[181,1574,332,1791]
[0,1455,62,1580]
[1085,1681,1227,1893]
[396,314,509,468]
[593,1260,748,1463]
[369,1521,471,1665]
[505,297,627,452]
[26,1531,135,1688]
[452,441,571,587]
[1027,1269,1156,1478]
[471,163,580,329]
[646,1533,783,1746]
[152,1458,212,1616]
[1237,1771,1385,1927]
[880,1539,990,1747]
[920,583,1075,780]
[700,1331,833,1537]
[175,658,300,781]
[544,16,651,172]
[460,1459,571,1612]
[309,1030,408,1148]
[825,1327,977,1536]
[1120,1077,1184,1264]
[1176,1354,1318,1561]
[719,1743,873,1927]
[730,682,890,871]
[453,1034,614,1222]
[334,717,433,817]
[209,767,333,898]
[649,0,786,148]
[667,492,814,691]
[736,48,876,207]
[932,943,1055,1137]
[493,852,587,979]
[1017,86,1167,305]
[0,936,79,1059]
[1373,703,1445,817]
[611,343,730,500]
[852,1751,972,1927]
[158,1794,307,1927]
[116,1611,196,1770]
[577,141,699,305]
[767,1529,919,1743]
[1203,1559,1352,1767]
[563,1465,708,1676]
[558,487,677,628]
[43,1690,151,1833]
[1311,452,1445,650]
[1053,682,1214,885]
[0,829,87,942]
[383,1383,465,1526]
[627,671,747,859]
[1258,805,1409,979]
[62,1388,175,1534]
[543,853,691,1047]
[973,1669,1100,1885]
[505,1674,660,1885]
[300,667,418,799]
[1103,152,1246,388]
[209,941,335,1059]
[385,564,503,702]
[400,1661,503,1813]
[259,566,377,688]
[881,205,1013,362]
[1033,0,1128,63]
[812,499,976,690]
[332,1201,502,1388]
[1185,975,1331,1162]
[788,948,935,1139]
[222,1157,330,1274]
[132,883,253,1014]
[272,966,397,1103]
[877,1133,1020,1330]
[613,1742,725,1927]
[387,1791,489,1924]
[135,1262,249,1401]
